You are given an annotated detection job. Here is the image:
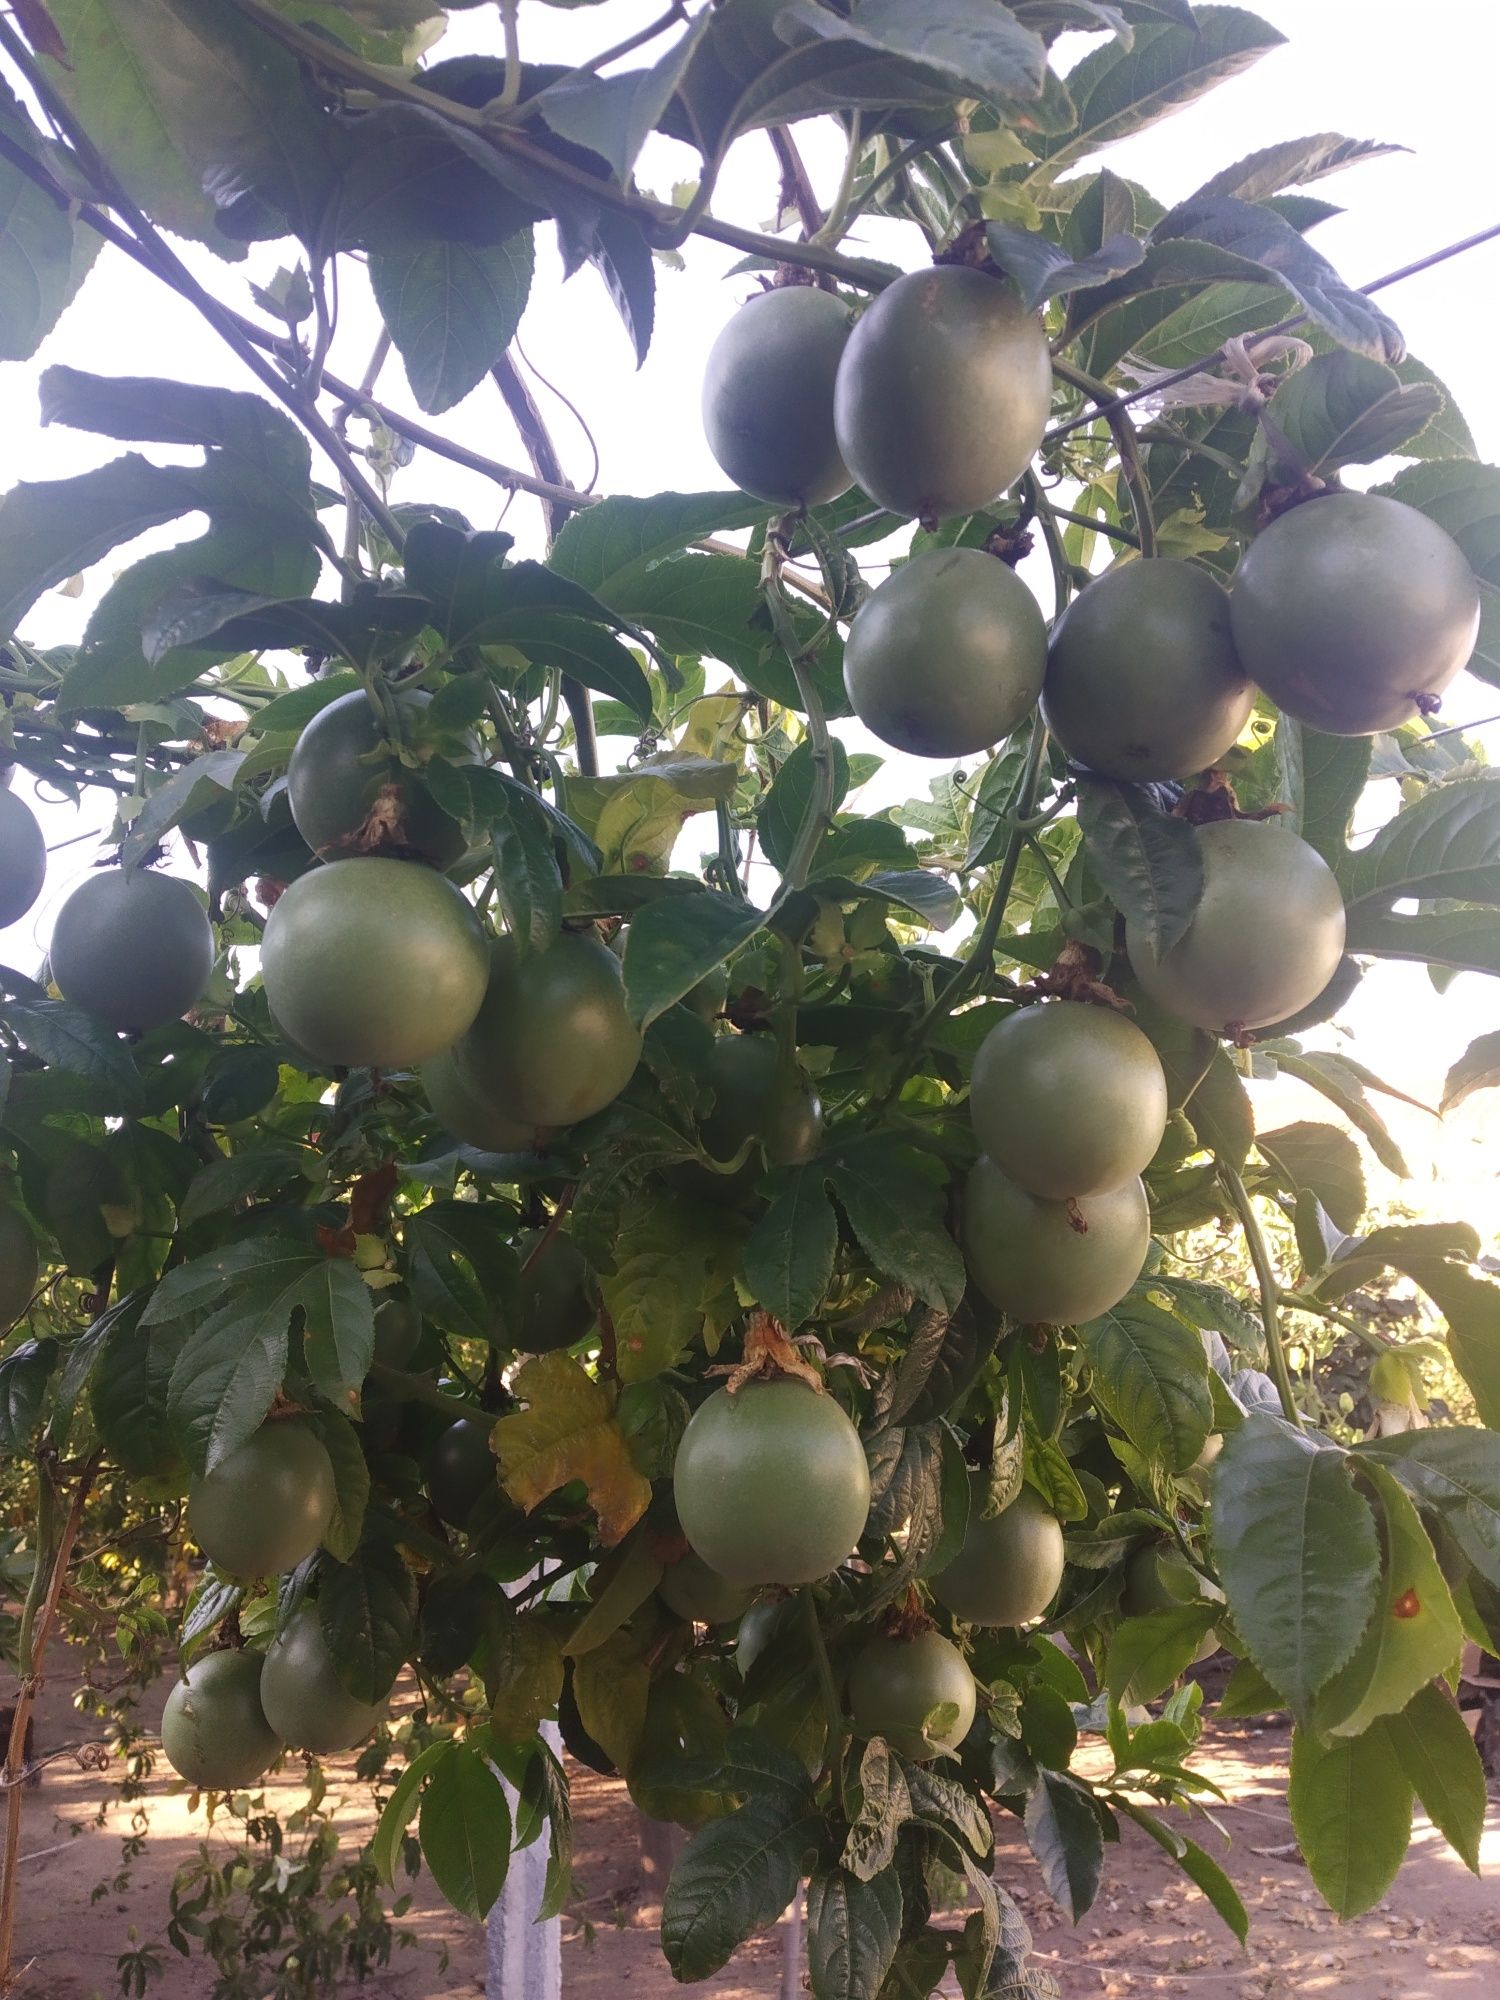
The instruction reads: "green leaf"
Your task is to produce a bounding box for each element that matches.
[549,491,769,599]
[661,1796,813,1982]
[1442,1029,1500,1114]
[1022,1770,1103,1922]
[984,220,1143,310]
[1258,1122,1366,1235]
[760,737,851,874]
[1338,776,1500,912]
[487,1615,566,1744]
[1111,1798,1248,1944]
[418,1743,512,1920]
[533,12,712,184]
[841,1737,911,1880]
[1262,1047,1411,1178]
[0,996,141,1109]
[1075,778,1203,955]
[1343,905,1500,980]
[1184,1045,1253,1174]
[159,1239,316,1471]
[1105,1605,1218,1706]
[0,83,98,361]
[122,748,246,869]
[1258,352,1441,476]
[500,610,653,721]
[1278,724,1368,866]
[0,1339,58,1451]
[598,1201,738,1384]
[571,1628,649,1771]
[372,1738,452,1886]
[743,1165,838,1330]
[779,0,1048,110]
[247,670,362,734]
[369,230,533,416]
[305,1409,370,1563]
[1191,133,1406,203]
[621,891,763,1029]
[298,1255,376,1411]
[827,1138,966,1314]
[90,1311,187,1476]
[1288,1723,1412,1920]
[494,1351,652,1546]
[1212,1413,1381,1724]
[1359,1428,1500,1587]
[1076,1294,1213,1474]
[1380,1681,1487,1875]
[405,1201,519,1343]
[805,1865,904,2000]
[318,1539,417,1703]
[0,455,199,639]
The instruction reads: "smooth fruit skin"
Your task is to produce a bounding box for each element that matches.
[50,869,213,1033]
[964,1158,1148,1325]
[454,931,641,1129]
[0,789,45,928]
[259,1604,389,1754]
[427,1416,495,1527]
[658,1551,757,1627]
[372,1295,422,1369]
[1230,492,1480,736]
[846,1630,977,1761]
[287,689,466,866]
[0,1206,38,1335]
[1123,1545,1219,1663]
[970,1003,1168,1200]
[518,1229,595,1352]
[160,1649,283,1790]
[702,287,853,506]
[1126,818,1346,1034]
[702,1034,823,1166]
[834,268,1052,522]
[673,1379,872,1587]
[188,1423,337,1580]
[261,858,488,1070]
[1043,559,1253,780]
[421,1046,535,1151]
[843,548,1046,758]
[931,1480,1066,1628]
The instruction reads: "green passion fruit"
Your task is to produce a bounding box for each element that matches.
[420,1046,536,1152]
[833,267,1052,523]
[1125,818,1346,1034]
[517,1228,595,1352]
[702,286,853,507]
[846,1630,977,1761]
[1122,1545,1219,1662]
[969,1003,1168,1200]
[964,1157,1148,1325]
[160,1648,283,1790]
[372,1294,422,1369]
[188,1423,337,1579]
[50,868,214,1033]
[0,1205,38,1335]
[1043,558,1254,780]
[1230,492,1480,736]
[931,1479,1065,1627]
[426,1415,496,1527]
[673,1378,871,1587]
[658,1550,757,1627]
[843,548,1046,758]
[287,688,467,866]
[454,930,641,1129]
[0,789,45,929]
[258,1604,389,1754]
[261,858,488,1070]
[700,1032,823,1170]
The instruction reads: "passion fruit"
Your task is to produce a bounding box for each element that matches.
[833,267,1052,522]
[426,1415,495,1527]
[964,1158,1148,1325]
[420,1046,536,1151]
[258,1604,389,1753]
[517,1229,595,1352]
[1043,558,1254,779]
[372,1294,422,1369]
[160,1648,283,1790]
[286,688,467,865]
[188,1422,337,1579]
[702,286,853,506]
[673,1378,871,1587]
[0,789,45,928]
[843,548,1046,758]
[703,1033,822,1166]
[261,858,488,1069]
[50,869,214,1033]
[969,1003,1168,1199]
[0,1205,38,1335]
[1122,1544,1219,1663]
[1230,492,1480,736]
[1125,818,1346,1034]
[658,1550,757,1627]
[846,1629,977,1761]
[454,930,641,1129]
[931,1480,1065,1627]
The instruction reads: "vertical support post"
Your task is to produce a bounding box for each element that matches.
[485,1719,563,2000]
[780,1882,805,1999]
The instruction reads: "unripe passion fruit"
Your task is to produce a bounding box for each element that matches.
[517,1228,595,1352]
[426,1416,495,1527]
[673,1378,871,1587]
[1229,492,1480,736]
[287,688,467,866]
[833,267,1052,522]
[931,1479,1065,1628]
[420,1046,536,1152]
[258,1603,389,1753]
[702,286,853,506]
[0,789,45,928]
[160,1648,283,1790]
[843,548,1045,758]
[964,1158,1148,1325]
[970,1003,1168,1200]
[658,1550,757,1627]
[454,930,641,1129]
[188,1422,337,1579]
[1043,558,1254,779]
[261,858,488,1069]
[846,1630,977,1761]
[1122,1544,1218,1662]
[50,869,213,1033]
[372,1294,422,1368]
[0,1205,38,1335]
[702,1033,823,1167]
[1126,818,1346,1034]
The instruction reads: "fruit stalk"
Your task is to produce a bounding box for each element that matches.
[802,1587,848,1814]
[1219,1164,1302,1428]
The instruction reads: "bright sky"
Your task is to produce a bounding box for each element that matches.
[1,0,1496,1241]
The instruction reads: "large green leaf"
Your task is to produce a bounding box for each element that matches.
[1343,904,1500,979]
[1442,1029,1500,1113]
[621,891,763,1029]
[1212,1413,1381,1723]
[1360,1428,1500,1587]
[0,83,98,360]
[1288,1723,1411,1919]
[549,490,769,598]
[319,1539,418,1703]
[1337,777,1500,911]
[369,230,534,416]
[1022,1769,1103,1922]
[1105,1604,1218,1706]
[1261,1046,1413,1178]
[1257,1121,1366,1235]
[417,1743,512,1920]
[827,1137,966,1313]
[1253,352,1441,478]
[1380,1681,1487,1876]
[297,1254,376,1410]
[660,1796,815,1982]
[1191,133,1406,203]
[533,11,712,183]
[0,995,142,1109]
[760,737,851,873]
[1075,778,1203,955]
[742,1165,838,1330]
[805,1865,904,2000]
[1076,1294,1213,1473]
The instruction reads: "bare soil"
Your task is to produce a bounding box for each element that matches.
[7,1658,1497,2000]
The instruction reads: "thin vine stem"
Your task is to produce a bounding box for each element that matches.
[1219,1164,1302,1427]
[802,1587,847,1812]
[1050,355,1157,558]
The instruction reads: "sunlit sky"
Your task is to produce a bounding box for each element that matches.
[1,0,1496,1243]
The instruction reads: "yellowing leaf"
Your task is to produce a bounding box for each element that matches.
[676,690,747,764]
[567,755,737,876]
[493,1352,650,1545]
[600,1202,743,1384]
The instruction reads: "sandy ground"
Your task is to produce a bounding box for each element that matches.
[6,1660,1497,2000]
